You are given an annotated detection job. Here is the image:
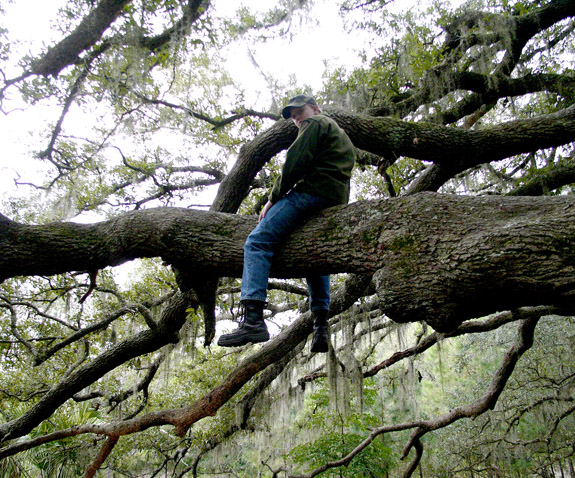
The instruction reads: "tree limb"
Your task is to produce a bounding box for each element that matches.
[292,314,541,478]
[84,435,119,478]
[212,105,575,213]
[0,289,197,442]
[31,0,133,77]
[509,160,575,196]
[3,193,575,332]
[0,275,370,458]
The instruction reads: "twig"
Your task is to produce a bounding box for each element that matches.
[83,435,119,478]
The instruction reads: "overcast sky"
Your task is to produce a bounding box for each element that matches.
[0,0,371,197]
[0,0,460,202]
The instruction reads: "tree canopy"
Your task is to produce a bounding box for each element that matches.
[1,0,574,476]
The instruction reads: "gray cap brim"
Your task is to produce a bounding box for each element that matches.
[281,95,317,119]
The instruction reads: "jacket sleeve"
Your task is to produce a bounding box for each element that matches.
[269,119,321,203]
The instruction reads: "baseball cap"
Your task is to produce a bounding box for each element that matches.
[281,95,318,119]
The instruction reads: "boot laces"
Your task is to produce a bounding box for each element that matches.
[238,302,247,325]
[236,301,266,325]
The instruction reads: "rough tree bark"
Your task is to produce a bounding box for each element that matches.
[30,0,210,77]
[2,192,575,332]
[32,0,133,77]
[212,105,575,213]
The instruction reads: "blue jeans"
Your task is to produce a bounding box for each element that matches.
[241,191,334,311]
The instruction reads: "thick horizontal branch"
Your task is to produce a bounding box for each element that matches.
[509,161,575,196]
[337,105,575,169]
[2,193,575,331]
[213,105,575,213]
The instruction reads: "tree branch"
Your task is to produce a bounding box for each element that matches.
[292,314,541,478]
[4,193,575,332]
[509,160,575,196]
[0,275,370,460]
[84,435,119,478]
[31,0,132,77]
[0,289,197,442]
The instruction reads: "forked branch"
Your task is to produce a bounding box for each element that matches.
[292,314,541,478]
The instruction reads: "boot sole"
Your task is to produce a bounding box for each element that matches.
[217,332,270,347]
[310,341,328,353]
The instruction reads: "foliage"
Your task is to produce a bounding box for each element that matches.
[287,379,393,477]
[1,0,575,476]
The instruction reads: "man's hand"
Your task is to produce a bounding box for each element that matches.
[259,201,274,222]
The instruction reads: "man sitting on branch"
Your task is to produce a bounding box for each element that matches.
[217,94,356,353]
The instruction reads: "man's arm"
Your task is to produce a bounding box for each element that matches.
[268,119,321,204]
[259,200,274,222]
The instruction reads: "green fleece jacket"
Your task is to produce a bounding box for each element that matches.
[269,113,355,205]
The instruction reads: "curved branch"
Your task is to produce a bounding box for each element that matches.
[138,96,279,129]
[138,0,210,52]
[509,160,575,196]
[211,119,296,213]
[31,0,132,77]
[293,314,541,478]
[0,289,197,442]
[0,275,371,459]
[84,436,119,478]
[297,306,559,386]
[401,437,423,478]
[368,0,575,119]
[212,105,575,214]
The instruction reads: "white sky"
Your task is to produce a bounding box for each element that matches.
[0,0,463,204]
[220,1,364,104]
[0,0,369,199]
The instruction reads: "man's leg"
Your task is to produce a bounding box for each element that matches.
[219,192,331,347]
[307,275,330,353]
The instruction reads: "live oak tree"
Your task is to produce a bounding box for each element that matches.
[0,0,574,477]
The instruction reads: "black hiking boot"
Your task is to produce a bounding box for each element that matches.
[310,309,329,353]
[217,300,269,347]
